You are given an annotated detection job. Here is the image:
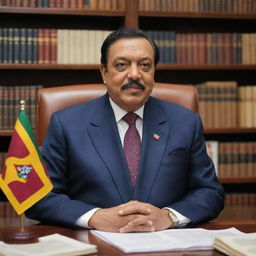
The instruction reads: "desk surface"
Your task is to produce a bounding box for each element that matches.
[0,221,256,256]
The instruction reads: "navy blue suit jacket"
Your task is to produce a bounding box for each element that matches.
[26,94,224,228]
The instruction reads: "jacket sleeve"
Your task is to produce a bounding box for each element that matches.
[169,113,225,226]
[25,113,97,229]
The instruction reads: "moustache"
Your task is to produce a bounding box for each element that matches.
[121,80,145,91]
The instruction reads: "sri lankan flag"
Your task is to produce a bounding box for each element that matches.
[0,109,53,215]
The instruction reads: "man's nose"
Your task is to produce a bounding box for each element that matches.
[127,64,141,80]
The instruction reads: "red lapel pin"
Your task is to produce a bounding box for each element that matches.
[153,133,160,141]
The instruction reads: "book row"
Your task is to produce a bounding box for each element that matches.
[139,0,256,14]
[0,202,18,227]
[147,31,256,65]
[0,202,38,227]
[0,85,42,129]
[238,86,256,128]
[225,193,256,206]
[218,142,256,179]
[206,141,256,179]
[1,29,256,64]
[0,28,113,64]
[0,153,7,174]
[197,82,256,128]
[0,0,125,9]
[218,193,256,221]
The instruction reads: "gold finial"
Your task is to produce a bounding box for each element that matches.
[20,100,26,111]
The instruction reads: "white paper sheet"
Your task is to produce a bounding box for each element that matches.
[92,227,244,253]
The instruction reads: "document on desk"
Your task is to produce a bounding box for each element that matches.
[92,227,244,253]
[0,233,97,256]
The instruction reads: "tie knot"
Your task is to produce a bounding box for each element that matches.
[123,112,138,125]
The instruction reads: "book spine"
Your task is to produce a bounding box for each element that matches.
[50,29,57,64]
[38,28,45,64]
[26,28,33,64]
[32,29,38,64]
[2,28,8,64]
[7,28,14,63]
[20,28,27,64]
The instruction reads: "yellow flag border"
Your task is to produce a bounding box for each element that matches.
[0,119,53,215]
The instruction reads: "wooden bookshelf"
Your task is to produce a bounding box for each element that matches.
[139,11,256,20]
[0,0,256,201]
[220,178,256,184]
[204,128,256,134]
[157,64,256,70]
[0,131,13,136]
[0,64,100,70]
[0,7,126,16]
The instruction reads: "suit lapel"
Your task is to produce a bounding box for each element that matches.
[133,97,169,201]
[87,95,133,202]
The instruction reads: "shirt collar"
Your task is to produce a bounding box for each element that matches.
[109,97,144,122]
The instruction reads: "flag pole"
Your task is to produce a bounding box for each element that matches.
[20,213,25,233]
[19,100,26,234]
[4,100,38,244]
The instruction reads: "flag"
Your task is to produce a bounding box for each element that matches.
[0,109,53,215]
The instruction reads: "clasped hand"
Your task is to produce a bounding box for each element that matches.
[88,200,173,233]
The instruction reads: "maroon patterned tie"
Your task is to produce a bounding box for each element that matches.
[123,112,141,185]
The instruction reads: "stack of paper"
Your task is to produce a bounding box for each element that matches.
[92,227,244,253]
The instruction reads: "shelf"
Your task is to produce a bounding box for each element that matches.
[1,128,256,137]
[1,7,256,20]
[0,7,125,16]
[1,64,256,70]
[0,130,13,136]
[0,64,100,70]
[139,11,256,20]
[157,64,256,70]
[220,178,256,184]
[204,128,256,134]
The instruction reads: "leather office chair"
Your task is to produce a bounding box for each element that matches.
[36,83,198,145]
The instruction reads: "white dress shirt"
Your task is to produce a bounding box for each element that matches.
[76,98,190,228]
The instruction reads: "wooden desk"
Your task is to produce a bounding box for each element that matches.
[0,221,256,256]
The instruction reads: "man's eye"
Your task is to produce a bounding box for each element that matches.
[141,63,151,71]
[115,63,127,70]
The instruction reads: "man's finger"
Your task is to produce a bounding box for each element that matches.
[119,219,154,233]
[118,204,151,216]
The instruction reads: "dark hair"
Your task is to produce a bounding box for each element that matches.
[101,27,159,67]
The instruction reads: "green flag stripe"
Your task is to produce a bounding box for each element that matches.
[18,110,42,162]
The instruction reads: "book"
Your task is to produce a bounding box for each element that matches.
[214,232,256,256]
[0,233,97,256]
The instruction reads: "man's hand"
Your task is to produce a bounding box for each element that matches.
[118,201,173,232]
[88,201,173,233]
[88,202,152,232]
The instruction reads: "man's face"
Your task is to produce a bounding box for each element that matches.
[100,38,155,112]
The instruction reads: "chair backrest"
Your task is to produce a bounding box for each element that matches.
[36,83,198,145]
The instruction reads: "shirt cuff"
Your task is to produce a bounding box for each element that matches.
[75,208,101,228]
[163,207,191,227]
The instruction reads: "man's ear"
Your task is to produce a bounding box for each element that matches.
[100,64,108,84]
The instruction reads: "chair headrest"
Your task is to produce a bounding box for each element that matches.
[36,83,198,145]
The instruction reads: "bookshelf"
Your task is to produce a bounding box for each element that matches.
[0,0,256,204]
[136,1,256,197]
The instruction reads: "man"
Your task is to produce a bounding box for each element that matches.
[26,28,224,232]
